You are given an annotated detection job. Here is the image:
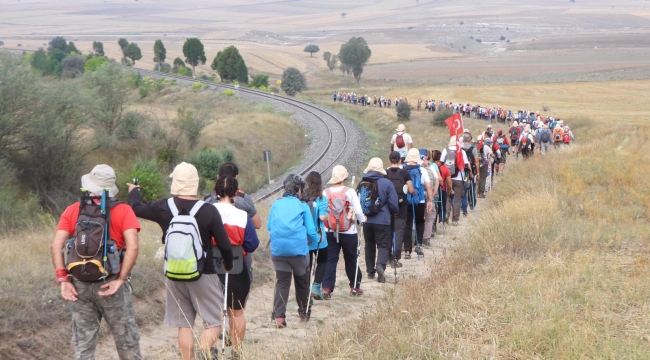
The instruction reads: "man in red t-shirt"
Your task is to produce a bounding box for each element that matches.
[433,150,453,225]
[50,164,141,359]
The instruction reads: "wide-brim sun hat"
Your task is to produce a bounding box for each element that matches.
[396,124,406,132]
[170,162,200,196]
[81,164,119,197]
[404,148,422,164]
[364,158,387,175]
[328,165,349,184]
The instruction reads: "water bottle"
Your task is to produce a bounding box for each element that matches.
[107,241,121,274]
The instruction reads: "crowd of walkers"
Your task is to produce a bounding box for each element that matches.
[49,112,575,360]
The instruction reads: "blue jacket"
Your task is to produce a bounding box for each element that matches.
[307,195,328,250]
[361,171,399,226]
[268,194,319,257]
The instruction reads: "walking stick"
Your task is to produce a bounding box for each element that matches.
[306,229,323,315]
[351,226,362,295]
[221,272,229,359]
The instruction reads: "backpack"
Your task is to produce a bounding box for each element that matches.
[404,164,426,205]
[164,198,206,281]
[442,146,459,177]
[65,191,122,282]
[387,167,406,205]
[510,126,521,141]
[395,133,406,148]
[520,135,530,149]
[554,129,562,141]
[356,178,382,216]
[563,133,571,143]
[465,146,478,175]
[540,129,551,143]
[324,187,353,233]
[497,137,509,151]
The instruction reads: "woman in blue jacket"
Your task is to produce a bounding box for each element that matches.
[301,171,329,300]
[267,174,320,327]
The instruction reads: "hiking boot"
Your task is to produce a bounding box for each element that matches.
[422,238,431,246]
[462,212,468,217]
[232,349,242,360]
[210,347,220,359]
[300,315,309,323]
[452,221,459,226]
[311,283,324,300]
[218,332,232,347]
[390,259,403,268]
[274,318,287,328]
[321,287,332,300]
[433,222,437,232]
[404,253,411,260]
[367,272,376,280]
[376,267,386,283]
[349,287,364,296]
[414,246,424,256]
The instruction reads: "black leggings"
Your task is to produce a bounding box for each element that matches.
[404,203,426,252]
[219,265,251,311]
[309,247,329,284]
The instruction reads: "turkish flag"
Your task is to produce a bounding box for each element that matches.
[444,113,463,138]
[455,134,464,171]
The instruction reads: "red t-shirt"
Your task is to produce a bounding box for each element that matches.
[438,164,451,192]
[57,202,141,250]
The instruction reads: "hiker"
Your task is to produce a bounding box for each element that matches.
[461,132,479,211]
[477,136,494,198]
[432,150,452,223]
[509,121,522,147]
[359,158,399,283]
[50,164,141,360]
[538,124,553,154]
[205,161,261,283]
[391,124,413,152]
[128,162,232,360]
[301,171,329,300]
[403,148,434,257]
[420,149,440,243]
[441,137,470,225]
[213,176,260,357]
[518,129,535,159]
[563,126,574,145]
[494,130,510,175]
[322,165,366,297]
[386,151,414,269]
[267,174,320,327]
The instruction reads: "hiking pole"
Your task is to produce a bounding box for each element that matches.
[351,225,362,296]
[221,272,229,359]
[306,229,323,315]
[100,188,109,280]
[412,202,421,261]
[392,218,397,285]
[439,187,445,236]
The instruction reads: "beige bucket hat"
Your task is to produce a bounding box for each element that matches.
[170,162,200,196]
[81,164,119,197]
[363,158,387,175]
[327,165,349,185]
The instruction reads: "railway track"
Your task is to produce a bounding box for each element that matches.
[136,69,363,203]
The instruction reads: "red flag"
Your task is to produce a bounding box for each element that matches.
[444,113,464,137]
[455,133,464,171]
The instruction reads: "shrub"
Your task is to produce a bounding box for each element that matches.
[192,82,202,90]
[469,35,474,40]
[223,89,235,97]
[251,74,269,88]
[139,86,149,98]
[178,66,193,77]
[185,148,235,194]
[281,67,307,96]
[117,111,149,140]
[0,159,49,234]
[129,160,166,204]
[396,101,412,121]
[432,108,454,127]
[476,38,482,43]
[84,56,109,72]
[154,62,171,73]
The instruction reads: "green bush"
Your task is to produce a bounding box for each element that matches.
[178,66,193,77]
[185,148,235,194]
[432,108,454,127]
[0,159,50,234]
[192,82,202,90]
[129,160,166,204]
[223,89,235,97]
[251,74,269,88]
[396,101,412,121]
[84,56,109,72]
[139,86,149,98]
[117,111,149,140]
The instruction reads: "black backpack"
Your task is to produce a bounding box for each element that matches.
[356,178,382,216]
[387,168,406,205]
[464,146,477,175]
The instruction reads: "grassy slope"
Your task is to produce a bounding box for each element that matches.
[297,82,650,359]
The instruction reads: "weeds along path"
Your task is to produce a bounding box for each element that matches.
[136,69,368,203]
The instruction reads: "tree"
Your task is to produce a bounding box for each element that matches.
[236,58,248,83]
[281,67,307,96]
[48,36,68,52]
[327,54,338,73]
[118,38,129,64]
[173,57,185,71]
[341,12,347,17]
[396,101,412,121]
[30,48,50,75]
[92,41,104,56]
[61,55,86,78]
[338,37,372,82]
[84,62,131,136]
[124,43,142,65]
[173,107,213,150]
[66,41,78,54]
[323,51,331,62]
[214,46,247,83]
[153,39,166,69]
[304,44,320,57]
[210,51,220,71]
[84,56,109,72]
[182,38,206,78]
[432,108,454,127]
[251,74,269,88]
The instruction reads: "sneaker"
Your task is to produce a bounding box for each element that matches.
[462,212,468,217]
[321,287,332,300]
[376,267,386,283]
[218,332,232,347]
[414,246,425,256]
[300,315,309,323]
[274,318,287,328]
[404,253,411,260]
[349,287,364,296]
[422,238,431,246]
[390,259,403,268]
[231,349,242,360]
[433,222,437,232]
[311,283,324,300]
[452,221,459,226]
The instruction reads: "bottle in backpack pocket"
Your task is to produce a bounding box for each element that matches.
[106,240,122,275]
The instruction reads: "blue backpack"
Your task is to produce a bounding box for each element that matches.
[404,164,425,205]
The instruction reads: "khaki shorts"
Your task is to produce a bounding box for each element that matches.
[164,273,224,328]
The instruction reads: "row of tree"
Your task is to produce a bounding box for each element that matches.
[316,37,372,82]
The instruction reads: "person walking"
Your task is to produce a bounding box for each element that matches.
[267,174,320,327]
[477,136,495,198]
[301,171,329,300]
[213,176,260,357]
[402,148,434,258]
[360,158,399,283]
[50,164,142,360]
[386,151,413,268]
[322,165,366,297]
[420,150,440,244]
[128,162,233,360]
[441,137,469,225]
[494,130,510,174]
[538,124,553,154]
[432,150,452,225]
[391,124,413,153]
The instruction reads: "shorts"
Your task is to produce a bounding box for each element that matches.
[219,265,251,311]
[495,152,506,164]
[164,274,223,328]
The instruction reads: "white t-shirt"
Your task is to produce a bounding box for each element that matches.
[322,186,365,234]
[390,132,413,152]
[440,147,470,181]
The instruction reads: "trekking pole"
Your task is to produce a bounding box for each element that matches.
[306,229,323,315]
[391,217,397,284]
[351,225,362,295]
[411,202,421,261]
[221,272,229,359]
[439,187,445,235]
[100,188,109,279]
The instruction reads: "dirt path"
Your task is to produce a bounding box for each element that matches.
[97,203,479,359]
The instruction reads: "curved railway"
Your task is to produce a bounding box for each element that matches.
[136,69,363,203]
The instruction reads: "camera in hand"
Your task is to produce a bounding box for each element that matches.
[132,178,139,186]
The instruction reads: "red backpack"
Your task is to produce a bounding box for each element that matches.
[324,187,353,233]
[563,133,571,143]
[395,133,406,148]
